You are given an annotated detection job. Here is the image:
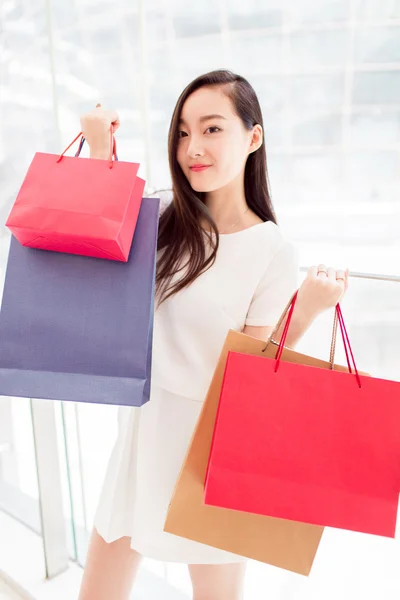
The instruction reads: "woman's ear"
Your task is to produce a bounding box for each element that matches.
[249,124,263,154]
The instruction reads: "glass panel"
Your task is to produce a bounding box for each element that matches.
[228,34,284,75]
[173,36,225,76]
[171,1,222,38]
[0,396,41,532]
[354,0,400,20]
[0,14,43,524]
[287,0,350,23]
[352,71,400,104]
[290,74,345,108]
[290,30,348,69]
[267,154,290,189]
[279,184,398,278]
[173,15,221,38]
[344,151,398,182]
[54,402,86,562]
[291,112,342,146]
[354,26,400,63]
[263,111,285,147]
[290,152,342,183]
[227,0,284,30]
[250,75,286,110]
[349,110,400,145]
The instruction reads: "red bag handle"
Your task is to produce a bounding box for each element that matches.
[56,125,117,169]
[273,291,362,388]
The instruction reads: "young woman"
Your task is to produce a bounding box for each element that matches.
[78,69,348,600]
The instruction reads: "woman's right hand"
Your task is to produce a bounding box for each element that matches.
[80,103,120,159]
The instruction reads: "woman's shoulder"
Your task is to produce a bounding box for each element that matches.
[248,220,298,268]
[232,219,292,250]
[263,220,294,247]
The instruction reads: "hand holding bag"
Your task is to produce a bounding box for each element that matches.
[6,127,144,262]
[166,297,365,574]
[204,292,400,538]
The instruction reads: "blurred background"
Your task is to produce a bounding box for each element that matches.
[0,0,399,598]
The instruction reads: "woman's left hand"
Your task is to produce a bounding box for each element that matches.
[296,264,349,319]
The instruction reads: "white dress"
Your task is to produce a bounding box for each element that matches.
[94,202,299,564]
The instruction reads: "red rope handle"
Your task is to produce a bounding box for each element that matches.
[274,292,362,388]
[56,125,116,169]
[56,132,83,162]
[336,304,362,388]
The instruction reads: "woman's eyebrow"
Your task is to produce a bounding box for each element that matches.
[179,114,227,125]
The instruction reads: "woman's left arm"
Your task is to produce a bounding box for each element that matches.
[243,265,349,348]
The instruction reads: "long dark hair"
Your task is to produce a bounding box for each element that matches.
[156,69,277,305]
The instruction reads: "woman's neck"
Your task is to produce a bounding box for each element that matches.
[204,181,248,225]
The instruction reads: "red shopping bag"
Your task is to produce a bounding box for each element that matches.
[205,292,400,538]
[6,127,145,262]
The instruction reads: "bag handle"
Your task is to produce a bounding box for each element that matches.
[263,291,338,367]
[263,291,362,388]
[56,125,117,169]
[336,302,361,387]
[75,135,118,161]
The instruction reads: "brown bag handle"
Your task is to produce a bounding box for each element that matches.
[262,290,339,370]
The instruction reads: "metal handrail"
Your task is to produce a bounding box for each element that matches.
[299,267,400,283]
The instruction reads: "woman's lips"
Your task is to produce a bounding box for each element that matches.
[189,165,211,172]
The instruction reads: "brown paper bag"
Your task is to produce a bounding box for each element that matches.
[164,317,364,575]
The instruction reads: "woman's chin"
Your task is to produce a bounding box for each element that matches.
[189,180,221,193]
[190,183,210,192]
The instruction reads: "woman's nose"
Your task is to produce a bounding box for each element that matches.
[187,137,205,157]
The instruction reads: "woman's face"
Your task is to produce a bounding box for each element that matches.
[176,86,261,193]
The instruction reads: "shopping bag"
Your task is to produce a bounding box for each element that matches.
[0,197,159,407]
[204,292,400,538]
[6,128,144,262]
[165,322,363,575]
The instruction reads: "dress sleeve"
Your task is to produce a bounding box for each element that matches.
[245,240,299,327]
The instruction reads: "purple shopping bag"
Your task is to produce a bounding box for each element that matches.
[0,197,159,406]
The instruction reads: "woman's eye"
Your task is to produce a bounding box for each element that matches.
[206,127,221,134]
[177,127,220,139]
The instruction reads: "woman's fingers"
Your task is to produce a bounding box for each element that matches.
[300,263,350,314]
[79,104,121,154]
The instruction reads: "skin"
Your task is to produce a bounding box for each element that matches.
[176,86,263,223]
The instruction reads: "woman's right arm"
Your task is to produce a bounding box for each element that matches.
[80,104,120,159]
